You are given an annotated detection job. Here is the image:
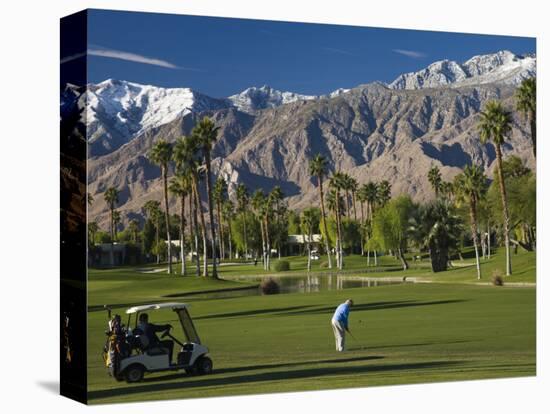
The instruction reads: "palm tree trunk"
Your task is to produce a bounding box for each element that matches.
[469,198,482,280]
[336,191,344,270]
[109,209,115,266]
[259,214,266,269]
[192,176,208,277]
[227,217,233,259]
[190,192,200,276]
[359,201,365,256]
[265,216,271,270]
[180,194,186,276]
[242,212,248,260]
[352,191,358,221]
[306,228,312,272]
[216,200,224,260]
[495,145,512,275]
[318,176,332,269]
[487,224,491,259]
[204,155,218,278]
[161,167,172,274]
[398,248,409,270]
[374,250,378,266]
[155,217,160,265]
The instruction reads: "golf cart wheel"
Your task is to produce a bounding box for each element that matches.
[124,364,145,383]
[196,357,213,375]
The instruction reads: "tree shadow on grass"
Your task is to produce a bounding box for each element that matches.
[195,304,317,320]
[88,359,463,401]
[283,299,468,316]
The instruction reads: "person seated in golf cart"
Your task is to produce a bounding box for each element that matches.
[134,313,174,362]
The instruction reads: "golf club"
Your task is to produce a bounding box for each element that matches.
[348,331,366,351]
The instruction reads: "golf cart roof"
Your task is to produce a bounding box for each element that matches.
[126,303,189,314]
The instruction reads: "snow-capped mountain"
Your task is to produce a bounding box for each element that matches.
[62,50,535,158]
[227,85,317,114]
[85,79,229,156]
[389,50,536,90]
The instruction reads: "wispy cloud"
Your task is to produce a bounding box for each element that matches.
[322,47,358,57]
[61,45,200,71]
[392,49,427,59]
[88,45,182,69]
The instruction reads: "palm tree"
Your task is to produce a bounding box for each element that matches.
[127,219,139,244]
[454,165,487,279]
[252,189,267,268]
[169,174,190,275]
[193,117,220,278]
[88,221,98,246]
[87,192,94,206]
[104,187,119,265]
[236,183,249,259]
[377,180,391,207]
[301,208,318,272]
[479,100,513,276]
[428,166,443,198]
[309,154,332,269]
[112,210,121,241]
[364,182,379,220]
[149,139,174,274]
[516,77,536,157]
[357,185,368,256]
[222,199,235,260]
[173,135,209,277]
[330,171,346,270]
[269,186,284,259]
[213,177,228,260]
[143,200,162,264]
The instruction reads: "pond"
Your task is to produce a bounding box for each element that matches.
[164,274,415,301]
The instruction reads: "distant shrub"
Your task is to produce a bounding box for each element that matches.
[492,270,504,286]
[260,278,280,295]
[273,260,290,272]
[319,261,329,268]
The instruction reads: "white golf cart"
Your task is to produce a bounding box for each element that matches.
[103,302,212,383]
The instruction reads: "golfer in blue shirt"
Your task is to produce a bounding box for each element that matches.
[331,299,353,351]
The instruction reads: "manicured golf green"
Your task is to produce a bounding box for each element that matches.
[86,248,535,404]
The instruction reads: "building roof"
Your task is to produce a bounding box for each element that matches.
[288,234,323,244]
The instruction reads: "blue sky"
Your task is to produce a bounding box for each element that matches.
[83,9,536,98]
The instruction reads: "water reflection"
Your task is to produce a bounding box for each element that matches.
[224,274,410,295]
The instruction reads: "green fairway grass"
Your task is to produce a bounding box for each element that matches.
[86,247,535,404]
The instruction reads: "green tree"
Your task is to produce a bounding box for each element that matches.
[408,200,463,272]
[301,208,320,271]
[193,117,220,278]
[516,77,536,157]
[371,195,413,270]
[143,200,162,264]
[329,171,346,269]
[213,177,228,260]
[309,154,332,269]
[428,166,443,198]
[377,180,392,207]
[252,189,268,268]
[169,174,190,275]
[222,199,235,259]
[479,100,513,275]
[103,187,119,265]
[149,138,174,274]
[454,165,487,279]
[173,135,208,276]
[88,221,99,246]
[127,219,140,244]
[236,183,249,259]
[112,210,121,241]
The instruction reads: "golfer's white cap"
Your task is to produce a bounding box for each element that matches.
[345,299,354,306]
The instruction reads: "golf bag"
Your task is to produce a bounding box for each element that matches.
[103,315,127,378]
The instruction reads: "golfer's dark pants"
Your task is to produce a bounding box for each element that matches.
[159,340,174,362]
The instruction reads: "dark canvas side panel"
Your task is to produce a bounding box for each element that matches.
[60,9,88,405]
